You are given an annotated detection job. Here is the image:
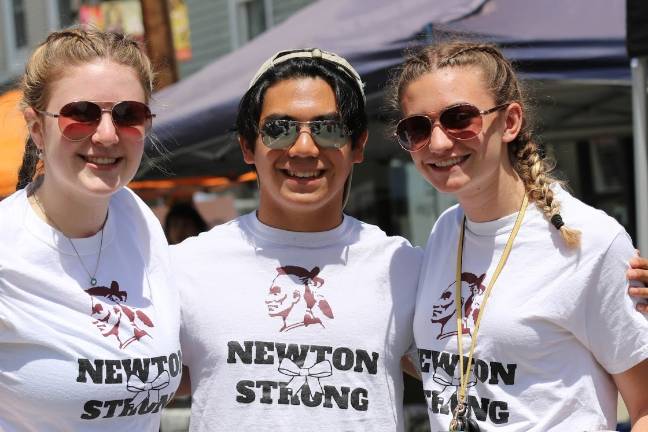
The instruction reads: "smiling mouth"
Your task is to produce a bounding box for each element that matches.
[431,155,469,169]
[81,155,121,166]
[282,169,324,180]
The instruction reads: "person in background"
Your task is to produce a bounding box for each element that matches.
[389,40,648,431]
[173,48,421,431]
[164,201,208,245]
[0,28,181,431]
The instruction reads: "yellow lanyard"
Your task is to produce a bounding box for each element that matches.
[453,194,529,415]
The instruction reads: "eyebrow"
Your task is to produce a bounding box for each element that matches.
[261,112,342,122]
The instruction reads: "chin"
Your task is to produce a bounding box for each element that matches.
[82,173,133,193]
[79,181,126,199]
[282,192,341,212]
[424,173,472,195]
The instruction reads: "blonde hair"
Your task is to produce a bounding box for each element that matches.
[17,27,155,189]
[388,41,580,248]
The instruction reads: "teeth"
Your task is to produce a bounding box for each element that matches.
[434,156,465,168]
[287,170,321,178]
[86,156,117,165]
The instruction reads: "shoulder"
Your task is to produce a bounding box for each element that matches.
[109,188,169,265]
[111,187,156,219]
[111,188,164,233]
[0,189,29,245]
[170,214,248,259]
[0,192,20,263]
[427,203,462,241]
[347,215,423,263]
[349,216,413,247]
[556,187,627,250]
[433,203,461,230]
[0,188,27,217]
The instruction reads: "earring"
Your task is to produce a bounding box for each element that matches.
[36,148,43,160]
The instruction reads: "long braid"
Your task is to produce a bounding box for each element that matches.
[511,135,581,247]
[388,40,581,248]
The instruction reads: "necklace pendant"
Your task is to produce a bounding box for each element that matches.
[90,277,97,286]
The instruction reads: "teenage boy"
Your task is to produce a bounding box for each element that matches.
[173,49,421,431]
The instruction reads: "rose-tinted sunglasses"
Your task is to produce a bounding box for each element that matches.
[395,102,509,152]
[260,119,352,149]
[36,101,155,142]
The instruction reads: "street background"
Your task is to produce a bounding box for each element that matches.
[1,0,645,430]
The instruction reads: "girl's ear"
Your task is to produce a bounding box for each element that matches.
[502,102,523,144]
[24,107,45,150]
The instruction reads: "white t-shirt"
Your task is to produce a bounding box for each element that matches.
[414,187,648,431]
[0,188,182,432]
[174,212,421,432]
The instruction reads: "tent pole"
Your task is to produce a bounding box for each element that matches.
[632,57,648,252]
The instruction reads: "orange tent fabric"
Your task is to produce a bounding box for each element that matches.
[0,90,27,197]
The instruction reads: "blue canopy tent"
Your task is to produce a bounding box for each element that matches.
[140,0,630,181]
[141,0,488,180]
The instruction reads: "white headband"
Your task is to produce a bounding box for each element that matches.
[248,48,365,99]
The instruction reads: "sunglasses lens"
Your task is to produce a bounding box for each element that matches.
[113,101,152,128]
[261,120,297,149]
[58,101,101,141]
[396,116,431,151]
[112,101,152,140]
[441,104,482,140]
[260,119,350,149]
[310,121,348,149]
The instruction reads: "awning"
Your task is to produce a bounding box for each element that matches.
[140,0,629,181]
[140,0,488,180]
[0,90,27,197]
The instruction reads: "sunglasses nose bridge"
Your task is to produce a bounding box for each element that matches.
[427,117,455,152]
[288,123,320,156]
[92,110,119,144]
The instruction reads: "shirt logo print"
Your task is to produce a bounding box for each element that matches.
[86,281,154,349]
[430,272,486,340]
[265,265,334,332]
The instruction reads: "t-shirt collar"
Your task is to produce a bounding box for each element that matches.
[242,211,353,248]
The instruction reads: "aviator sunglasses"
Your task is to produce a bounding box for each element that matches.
[395,102,509,152]
[36,100,155,141]
[259,119,352,149]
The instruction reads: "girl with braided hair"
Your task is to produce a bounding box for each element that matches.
[390,41,648,431]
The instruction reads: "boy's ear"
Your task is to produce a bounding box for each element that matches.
[352,130,368,164]
[239,136,256,165]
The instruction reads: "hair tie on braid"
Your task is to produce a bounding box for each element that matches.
[550,214,564,230]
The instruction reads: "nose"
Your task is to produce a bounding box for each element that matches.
[426,123,454,154]
[92,112,119,145]
[287,126,319,157]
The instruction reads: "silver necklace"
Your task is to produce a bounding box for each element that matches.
[32,192,107,287]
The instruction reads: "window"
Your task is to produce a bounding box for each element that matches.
[12,0,27,49]
[229,0,273,49]
[57,0,76,28]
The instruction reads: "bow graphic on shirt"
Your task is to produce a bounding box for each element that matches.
[277,358,332,395]
[127,370,170,408]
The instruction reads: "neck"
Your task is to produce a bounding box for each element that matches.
[256,197,344,232]
[30,180,110,238]
[458,164,527,223]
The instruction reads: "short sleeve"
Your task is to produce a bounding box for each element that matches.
[585,231,648,374]
[171,249,194,368]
